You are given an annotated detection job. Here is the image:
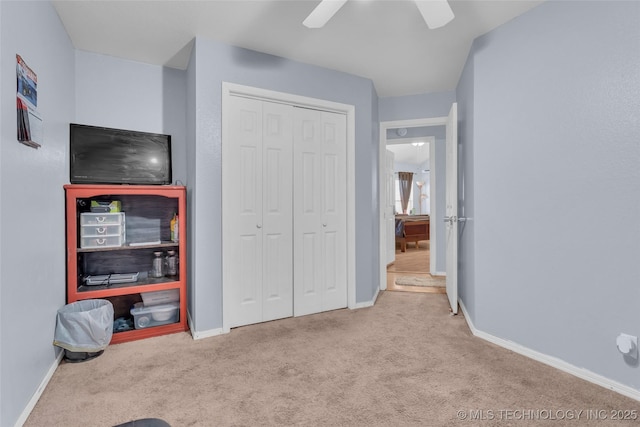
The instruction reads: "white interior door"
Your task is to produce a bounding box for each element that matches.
[225,96,263,327]
[293,107,347,316]
[385,149,396,265]
[261,102,294,322]
[445,103,458,314]
[224,97,293,328]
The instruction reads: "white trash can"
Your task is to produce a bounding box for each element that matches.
[53,299,114,362]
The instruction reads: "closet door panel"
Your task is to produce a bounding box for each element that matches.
[294,108,323,316]
[302,152,317,214]
[226,96,264,327]
[323,230,338,293]
[293,108,347,316]
[262,103,294,322]
[239,235,260,303]
[302,233,319,295]
[320,111,347,311]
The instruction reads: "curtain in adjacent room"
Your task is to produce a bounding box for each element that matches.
[398,172,413,214]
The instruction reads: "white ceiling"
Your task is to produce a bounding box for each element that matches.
[386,140,430,167]
[52,0,544,97]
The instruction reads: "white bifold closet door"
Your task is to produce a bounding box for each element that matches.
[224,96,347,329]
[293,107,347,317]
[225,96,294,328]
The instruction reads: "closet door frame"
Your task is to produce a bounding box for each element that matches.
[221,82,356,333]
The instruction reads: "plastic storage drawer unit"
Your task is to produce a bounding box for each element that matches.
[130,302,180,329]
[80,213,125,248]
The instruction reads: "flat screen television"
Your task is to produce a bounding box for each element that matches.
[70,124,172,185]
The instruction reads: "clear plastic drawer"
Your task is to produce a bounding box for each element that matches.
[80,235,124,249]
[81,224,123,237]
[80,212,125,226]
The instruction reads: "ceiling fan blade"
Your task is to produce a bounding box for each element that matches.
[415,0,455,29]
[303,0,348,29]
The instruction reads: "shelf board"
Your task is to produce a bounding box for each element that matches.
[76,280,181,298]
[77,241,179,253]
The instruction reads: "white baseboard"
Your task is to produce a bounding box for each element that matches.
[458,300,640,403]
[187,310,228,340]
[191,327,227,340]
[433,271,446,277]
[15,351,64,427]
[193,289,381,340]
[351,287,379,309]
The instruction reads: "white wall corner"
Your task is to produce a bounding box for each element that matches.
[188,311,229,340]
[351,287,380,310]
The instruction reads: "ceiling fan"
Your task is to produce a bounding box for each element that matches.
[303,0,455,30]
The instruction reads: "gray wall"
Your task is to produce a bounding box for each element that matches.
[456,40,476,322]
[0,3,4,418]
[75,51,188,185]
[379,91,455,121]
[0,2,75,425]
[187,39,379,333]
[185,39,198,327]
[456,0,640,391]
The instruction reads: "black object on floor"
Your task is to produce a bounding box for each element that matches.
[63,349,104,363]
[114,419,171,427]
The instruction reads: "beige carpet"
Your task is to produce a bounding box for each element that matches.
[395,276,445,287]
[26,292,639,426]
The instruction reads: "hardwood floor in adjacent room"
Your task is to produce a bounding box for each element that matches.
[387,240,445,294]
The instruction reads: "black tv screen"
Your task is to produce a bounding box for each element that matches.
[70,124,172,185]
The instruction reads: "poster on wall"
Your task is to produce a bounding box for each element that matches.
[16,54,42,149]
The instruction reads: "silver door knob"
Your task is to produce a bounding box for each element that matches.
[256,224,262,229]
[322,223,327,227]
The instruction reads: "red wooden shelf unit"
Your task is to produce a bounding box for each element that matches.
[64,184,188,344]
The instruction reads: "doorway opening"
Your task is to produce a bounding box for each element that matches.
[385,136,443,293]
[387,240,445,293]
[378,118,448,294]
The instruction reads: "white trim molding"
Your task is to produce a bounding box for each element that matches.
[191,328,228,340]
[15,351,64,427]
[352,287,380,309]
[188,311,229,340]
[459,300,640,403]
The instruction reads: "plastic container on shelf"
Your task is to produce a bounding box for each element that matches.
[130,302,179,329]
[170,213,179,242]
[140,289,180,306]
